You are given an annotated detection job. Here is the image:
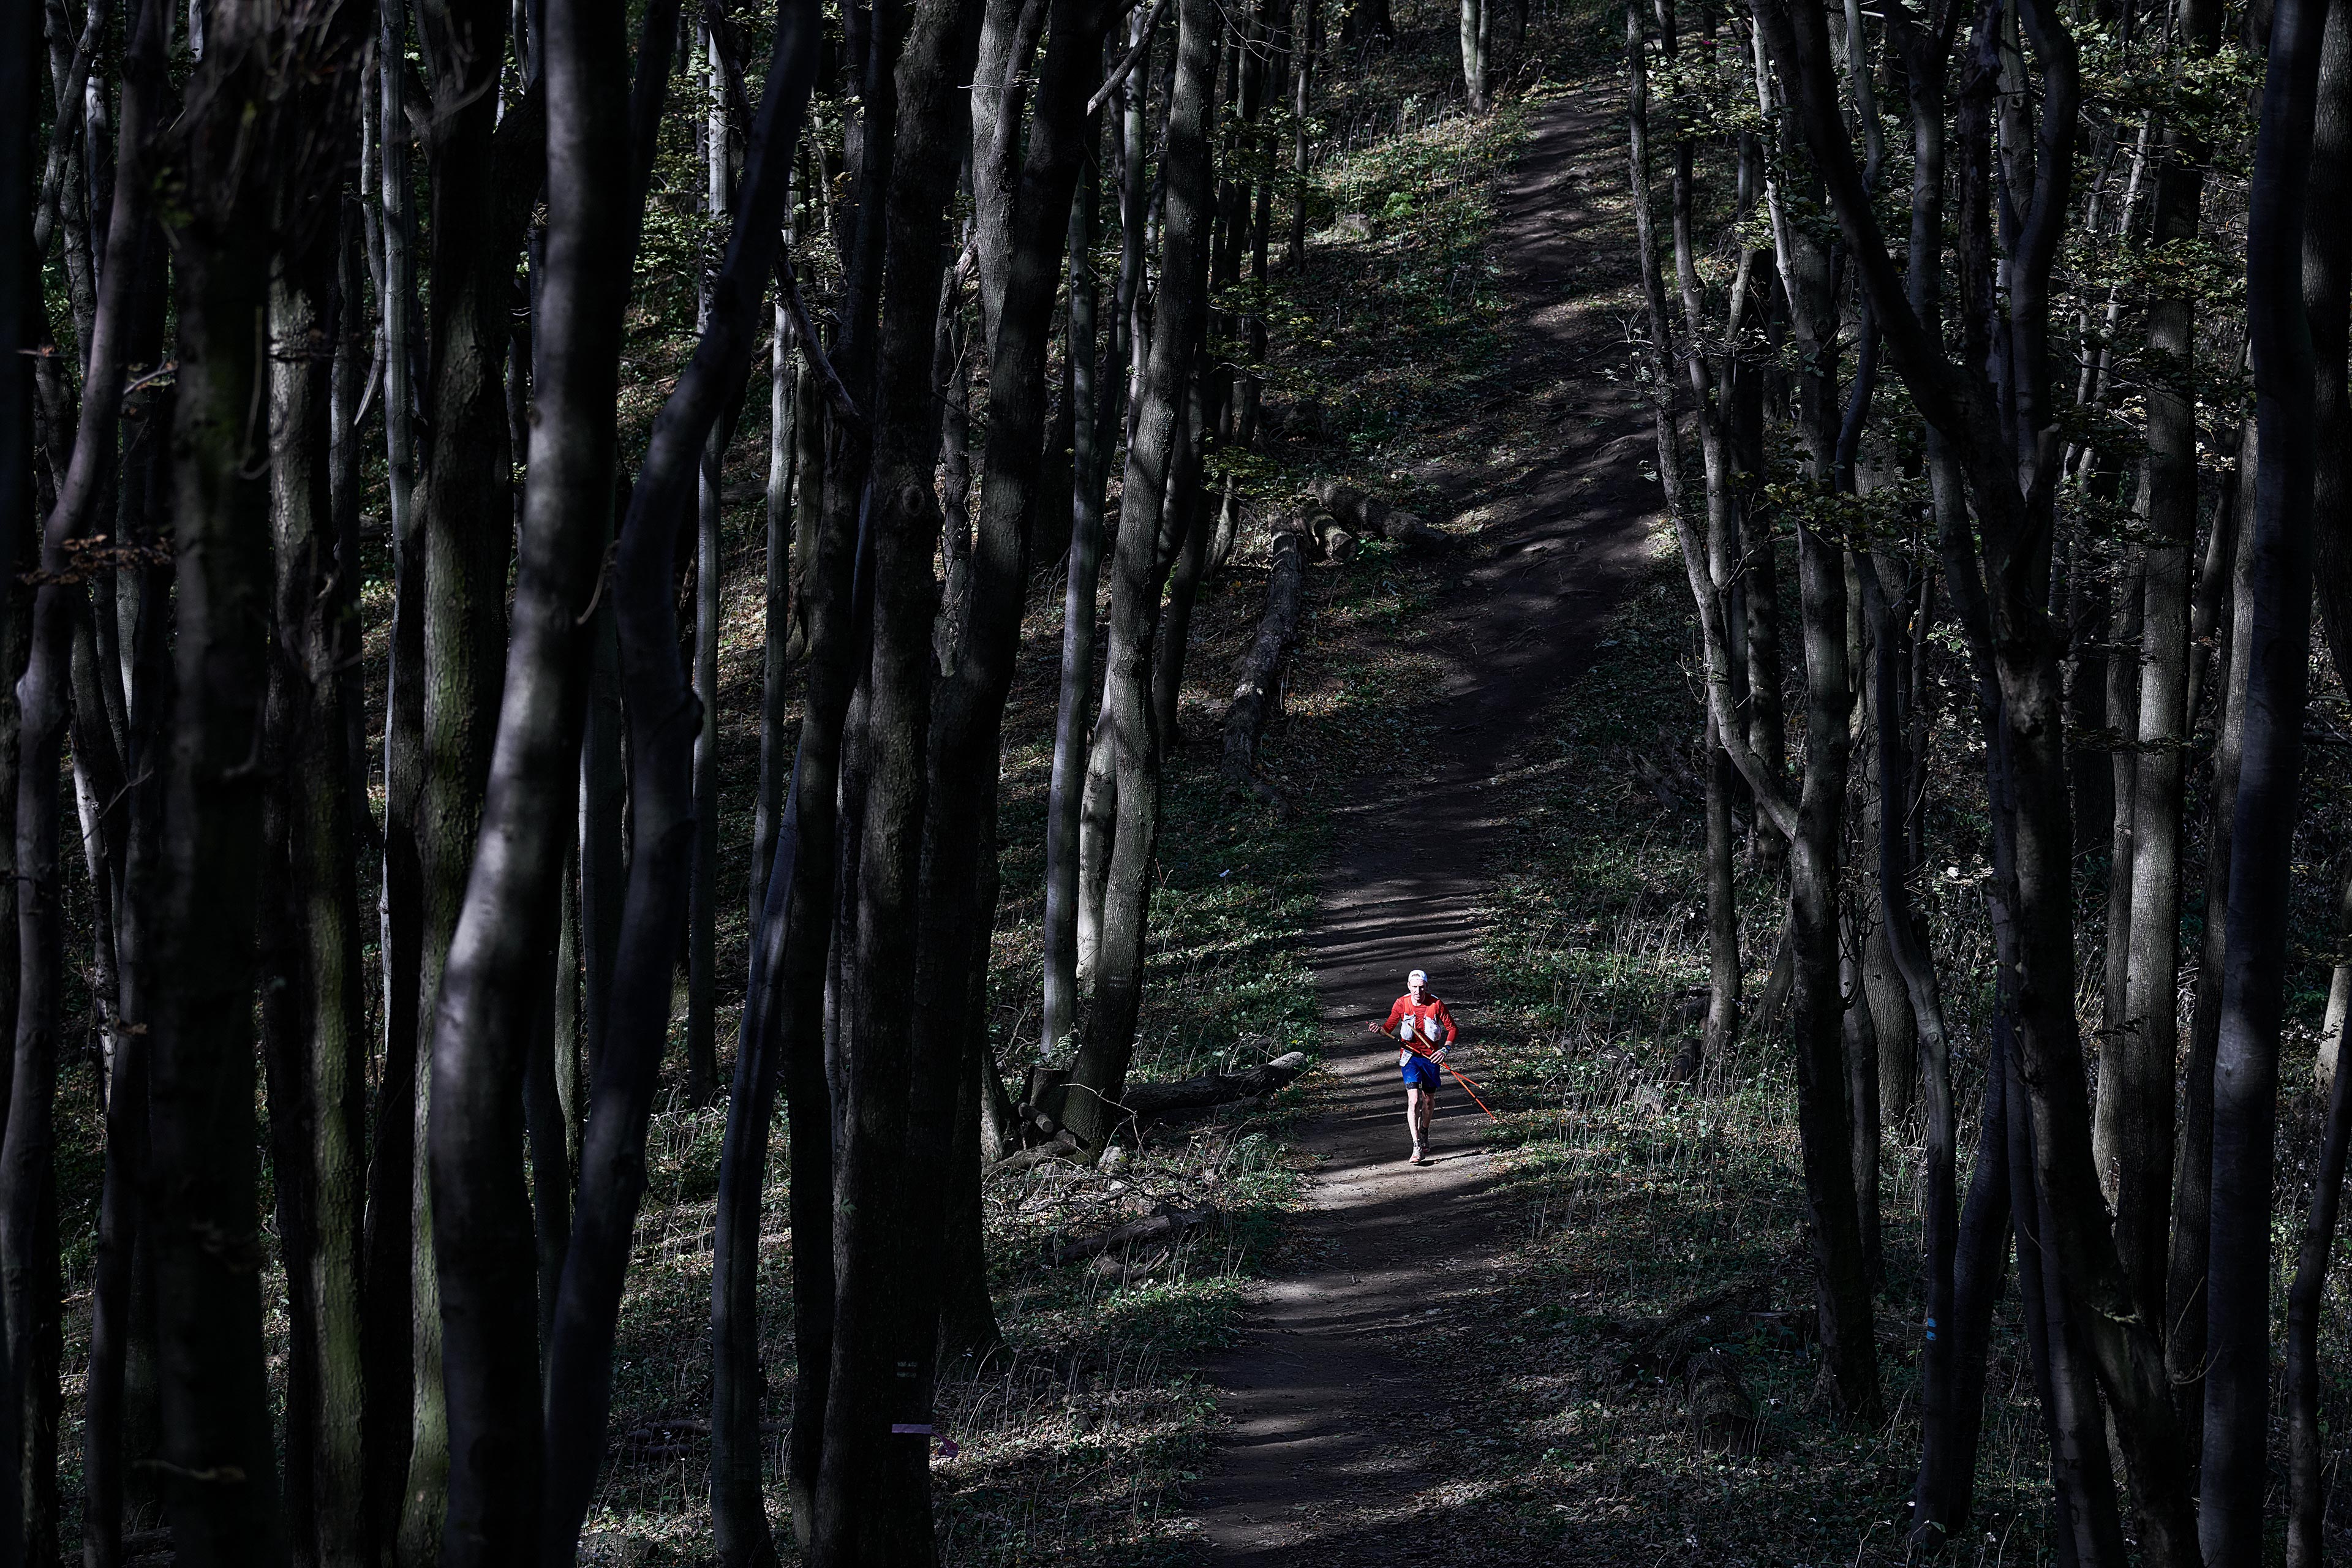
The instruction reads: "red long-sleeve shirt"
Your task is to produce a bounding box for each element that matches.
[1382,994,1458,1053]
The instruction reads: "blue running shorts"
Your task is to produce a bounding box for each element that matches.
[1401,1054,1441,1093]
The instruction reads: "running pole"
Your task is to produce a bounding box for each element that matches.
[1406,1041,1498,1121]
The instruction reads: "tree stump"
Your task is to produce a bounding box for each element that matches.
[1222,521,1310,783]
[1684,1349,1761,1452]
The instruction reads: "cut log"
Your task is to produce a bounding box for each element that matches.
[1306,508,1358,562]
[1223,524,1310,783]
[1313,480,1451,550]
[1054,1202,1216,1265]
[1113,1050,1310,1121]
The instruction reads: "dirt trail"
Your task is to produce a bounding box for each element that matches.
[1186,87,1656,1562]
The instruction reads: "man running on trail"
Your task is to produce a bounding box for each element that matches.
[1370,968,1457,1166]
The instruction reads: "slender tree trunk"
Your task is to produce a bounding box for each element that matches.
[1287,0,1312,268]
[82,204,173,1568]
[579,597,625,1084]
[2200,0,2331,1545]
[2304,0,2350,1106]
[2112,0,2215,1332]
[810,0,990,1545]
[8,6,160,1552]
[1841,906,1883,1291]
[364,0,427,1537]
[1786,515,1877,1419]
[1076,2,1158,995]
[753,185,799,919]
[2006,1012,2128,1568]
[2093,546,2143,1199]
[916,0,1119,1381]
[2170,420,2256,1459]
[686,15,731,1110]
[1702,710,1738,1059]
[1910,1003,2010,1541]
[2290,915,2352,1568]
[267,225,371,1568]
[1459,0,1485,108]
[1063,0,1216,1150]
[1042,95,1110,1062]
[1150,377,1211,748]
[422,0,631,1525]
[541,7,817,1555]
[0,0,31,667]
[402,4,541,1552]
[1662,16,1744,1063]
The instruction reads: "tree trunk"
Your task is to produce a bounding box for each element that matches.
[81,200,173,1568]
[364,0,426,1537]
[686,15,732,1110]
[1910,1006,2010,1542]
[753,186,799,919]
[938,794,1006,1364]
[2288,940,2352,1568]
[2005,1016,2128,1568]
[1042,94,1110,1062]
[418,0,633,1541]
[2200,0,2331,1545]
[1459,0,1485,110]
[2092,546,2143,1211]
[0,0,32,660]
[2169,419,2256,1460]
[1287,0,1312,268]
[149,10,364,1560]
[1786,516,1877,1420]
[1840,910,1883,1291]
[7,6,161,1552]
[1063,0,1216,1151]
[402,2,541,1550]
[540,7,818,1556]
[579,598,625,1083]
[2113,0,2219,1340]
[1150,373,1212,749]
[1861,565,1919,1124]
[810,0,989,1545]
[2304,0,2350,1103]
[266,225,371,1568]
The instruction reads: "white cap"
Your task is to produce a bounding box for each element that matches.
[1408,969,1427,987]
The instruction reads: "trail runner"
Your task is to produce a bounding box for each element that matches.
[1369,968,1458,1166]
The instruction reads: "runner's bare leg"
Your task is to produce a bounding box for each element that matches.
[1404,1085,1428,1161]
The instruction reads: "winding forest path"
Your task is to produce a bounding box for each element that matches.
[1185,85,1657,1563]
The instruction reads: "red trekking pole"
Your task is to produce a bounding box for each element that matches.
[1404,1039,1498,1121]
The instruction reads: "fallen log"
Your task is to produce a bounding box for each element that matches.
[1055,1202,1216,1265]
[992,1129,1082,1175]
[1313,480,1450,551]
[1113,1050,1310,1121]
[1222,524,1309,783]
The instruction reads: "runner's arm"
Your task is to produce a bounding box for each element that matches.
[1434,1000,1459,1048]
